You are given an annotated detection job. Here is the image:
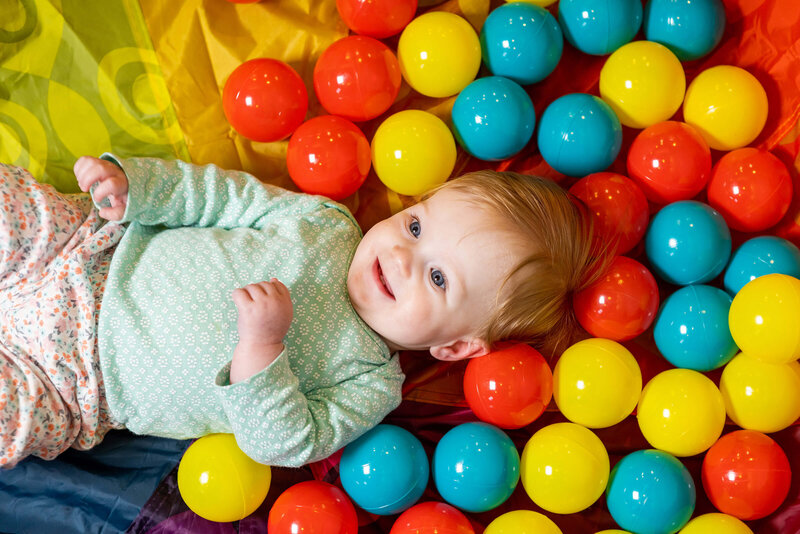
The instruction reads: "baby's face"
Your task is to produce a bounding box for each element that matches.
[347,188,524,358]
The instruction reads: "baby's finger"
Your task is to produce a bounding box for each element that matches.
[74,157,106,192]
[92,175,128,203]
[98,204,125,222]
[232,287,252,307]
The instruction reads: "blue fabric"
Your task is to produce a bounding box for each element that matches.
[0,431,189,534]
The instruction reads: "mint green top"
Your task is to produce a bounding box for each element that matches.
[97,155,404,467]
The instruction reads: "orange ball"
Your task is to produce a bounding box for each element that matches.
[463,343,553,429]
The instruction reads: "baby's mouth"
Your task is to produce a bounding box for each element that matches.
[376,259,395,299]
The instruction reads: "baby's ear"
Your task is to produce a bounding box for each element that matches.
[429,338,490,362]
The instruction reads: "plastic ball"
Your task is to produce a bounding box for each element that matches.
[371,110,456,196]
[463,343,552,430]
[553,338,642,429]
[339,424,429,515]
[637,369,726,456]
[707,147,794,233]
[432,422,520,513]
[719,352,800,433]
[451,76,536,161]
[654,285,738,371]
[268,480,358,534]
[606,450,696,534]
[390,502,475,534]
[573,256,660,341]
[626,121,712,204]
[335,0,417,39]
[728,273,800,363]
[713,433,789,521]
[596,531,632,534]
[286,115,370,200]
[644,0,726,61]
[222,58,308,142]
[683,65,768,151]
[702,430,791,521]
[520,423,610,514]
[480,2,563,85]
[313,35,401,122]
[724,236,800,295]
[484,510,562,534]
[680,514,753,534]
[558,0,643,56]
[537,93,622,177]
[505,0,557,6]
[397,12,481,98]
[569,172,649,255]
[599,40,685,129]
[176,434,271,523]
[645,200,732,285]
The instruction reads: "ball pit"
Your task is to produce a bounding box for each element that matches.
[724,236,800,295]
[335,0,417,39]
[679,513,753,534]
[268,480,358,534]
[390,501,475,534]
[484,510,562,534]
[643,0,726,61]
[558,0,642,56]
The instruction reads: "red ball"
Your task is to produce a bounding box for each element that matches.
[268,480,358,534]
[222,58,308,142]
[335,0,417,39]
[287,115,371,200]
[390,501,475,534]
[569,172,650,255]
[463,343,553,429]
[313,35,402,122]
[626,121,712,204]
[702,430,792,520]
[707,147,793,232]
[573,256,659,341]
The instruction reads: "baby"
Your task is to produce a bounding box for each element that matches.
[0,155,605,468]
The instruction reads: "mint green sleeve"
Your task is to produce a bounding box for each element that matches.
[100,154,303,229]
[213,350,405,467]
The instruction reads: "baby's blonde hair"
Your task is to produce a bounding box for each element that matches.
[430,170,612,357]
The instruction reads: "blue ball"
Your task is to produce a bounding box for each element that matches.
[724,236,800,295]
[654,284,738,371]
[644,0,727,61]
[480,2,563,85]
[558,0,643,55]
[452,76,536,161]
[606,450,696,534]
[645,200,731,285]
[432,422,520,513]
[339,424,429,515]
[536,93,622,177]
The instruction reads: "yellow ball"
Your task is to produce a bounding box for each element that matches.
[177,434,271,522]
[679,513,754,534]
[720,352,800,433]
[397,11,481,98]
[371,109,456,196]
[728,273,800,364]
[599,40,685,128]
[484,510,563,534]
[553,338,642,428]
[637,369,726,457]
[520,422,609,514]
[683,65,768,150]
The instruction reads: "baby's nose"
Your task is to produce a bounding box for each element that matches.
[390,244,413,277]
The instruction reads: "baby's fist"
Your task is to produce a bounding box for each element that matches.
[232,279,293,347]
[74,156,129,221]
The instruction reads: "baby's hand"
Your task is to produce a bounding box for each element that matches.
[232,279,293,347]
[74,156,129,221]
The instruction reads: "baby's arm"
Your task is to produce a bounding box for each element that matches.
[230,279,293,383]
[74,156,129,221]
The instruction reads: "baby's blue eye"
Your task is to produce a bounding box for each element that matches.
[409,220,421,237]
[431,269,446,288]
